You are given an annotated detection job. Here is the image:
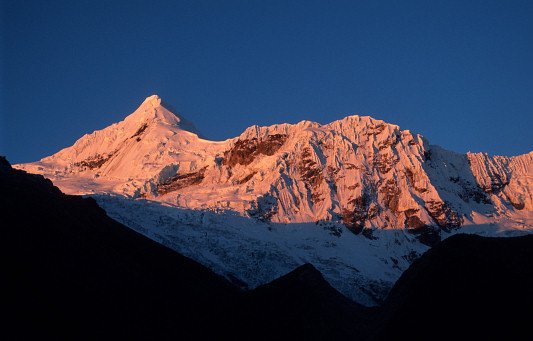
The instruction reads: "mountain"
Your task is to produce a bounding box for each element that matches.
[17,95,207,183]
[14,95,533,305]
[16,95,532,229]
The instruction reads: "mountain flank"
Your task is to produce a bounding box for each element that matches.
[373,233,533,340]
[1,156,237,339]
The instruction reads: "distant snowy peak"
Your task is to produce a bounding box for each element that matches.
[238,115,402,141]
[16,95,209,180]
[14,96,533,238]
[127,95,205,137]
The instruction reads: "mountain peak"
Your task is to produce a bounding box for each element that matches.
[141,94,177,112]
[142,94,163,106]
[137,94,178,117]
[129,95,205,138]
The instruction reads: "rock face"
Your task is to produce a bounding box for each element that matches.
[16,96,533,238]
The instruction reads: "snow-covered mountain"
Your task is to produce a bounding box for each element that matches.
[15,95,533,305]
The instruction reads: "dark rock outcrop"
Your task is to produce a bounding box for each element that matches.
[343,193,371,233]
[73,151,116,170]
[222,134,288,167]
[157,166,208,195]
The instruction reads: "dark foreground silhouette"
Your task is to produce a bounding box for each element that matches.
[1,156,532,340]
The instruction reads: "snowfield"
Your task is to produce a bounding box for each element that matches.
[92,194,429,305]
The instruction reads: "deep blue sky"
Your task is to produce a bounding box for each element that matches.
[1,0,532,164]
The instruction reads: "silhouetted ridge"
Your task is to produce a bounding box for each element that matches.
[0,157,239,339]
[372,233,533,340]
[0,155,10,167]
[241,263,376,340]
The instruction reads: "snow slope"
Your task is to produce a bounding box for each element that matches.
[15,95,533,305]
[92,194,429,306]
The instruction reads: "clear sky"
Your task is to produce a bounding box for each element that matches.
[1,0,532,164]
